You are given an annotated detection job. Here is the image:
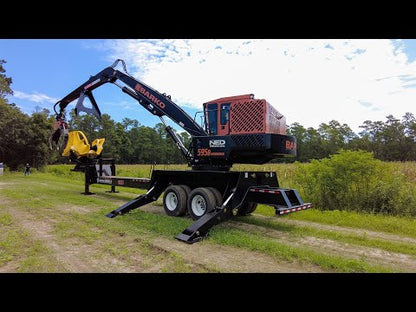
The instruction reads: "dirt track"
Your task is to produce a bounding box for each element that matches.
[0,198,321,272]
[1,191,416,272]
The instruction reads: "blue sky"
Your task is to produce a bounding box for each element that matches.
[1,39,416,134]
[0,39,192,129]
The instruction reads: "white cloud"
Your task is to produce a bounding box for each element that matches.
[13,90,59,104]
[101,39,416,133]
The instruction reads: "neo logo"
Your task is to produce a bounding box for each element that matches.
[209,139,226,148]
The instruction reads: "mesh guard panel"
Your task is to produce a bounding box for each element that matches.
[230,99,265,134]
[231,134,266,148]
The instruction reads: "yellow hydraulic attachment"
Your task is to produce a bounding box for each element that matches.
[62,131,105,159]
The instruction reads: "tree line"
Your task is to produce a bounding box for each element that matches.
[0,60,56,170]
[67,111,190,165]
[1,59,416,170]
[287,115,416,162]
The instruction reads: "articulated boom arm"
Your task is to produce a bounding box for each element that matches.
[53,60,207,163]
[55,60,206,137]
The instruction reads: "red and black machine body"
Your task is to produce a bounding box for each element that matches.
[52,60,296,171]
[192,94,296,170]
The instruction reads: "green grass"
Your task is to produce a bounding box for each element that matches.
[254,203,416,238]
[87,210,392,272]
[208,226,393,273]
[39,187,395,273]
[253,205,416,258]
[82,207,397,272]
[284,209,416,238]
[0,212,12,226]
[54,219,102,244]
[239,215,416,257]
[1,173,204,272]
[1,173,122,210]
[0,210,66,272]
[1,167,415,272]
[0,226,27,265]
[44,160,416,185]
[17,240,67,273]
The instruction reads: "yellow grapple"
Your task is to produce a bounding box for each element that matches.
[62,131,105,159]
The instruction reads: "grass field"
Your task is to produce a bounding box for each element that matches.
[1,163,416,273]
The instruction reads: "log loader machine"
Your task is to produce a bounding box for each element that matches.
[50,59,312,243]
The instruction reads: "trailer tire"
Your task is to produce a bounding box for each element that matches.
[187,187,217,220]
[178,184,192,196]
[178,185,192,215]
[237,202,258,216]
[163,185,187,217]
[207,187,223,208]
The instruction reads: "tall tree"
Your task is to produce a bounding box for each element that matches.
[0,60,13,100]
[97,114,120,159]
[0,60,28,169]
[318,120,357,157]
[27,109,55,168]
[0,102,30,169]
[287,122,308,161]
[68,111,101,140]
[402,112,416,160]
[382,115,408,161]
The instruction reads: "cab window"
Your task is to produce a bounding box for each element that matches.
[220,103,230,125]
[207,103,218,135]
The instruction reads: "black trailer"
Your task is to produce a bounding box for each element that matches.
[78,159,312,243]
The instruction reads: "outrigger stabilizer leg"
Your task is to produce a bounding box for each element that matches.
[105,186,237,244]
[174,193,235,244]
[105,186,161,218]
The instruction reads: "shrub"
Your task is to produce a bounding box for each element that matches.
[294,149,416,216]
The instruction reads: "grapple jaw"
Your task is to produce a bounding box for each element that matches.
[74,91,102,121]
[49,114,69,153]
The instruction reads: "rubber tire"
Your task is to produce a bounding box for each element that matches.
[187,187,217,220]
[163,185,187,217]
[177,185,192,215]
[178,184,192,196]
[237,202,258,216]
[207,187,223,208]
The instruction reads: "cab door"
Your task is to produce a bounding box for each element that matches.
[217,102,230,136]
[205,103,218,135]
